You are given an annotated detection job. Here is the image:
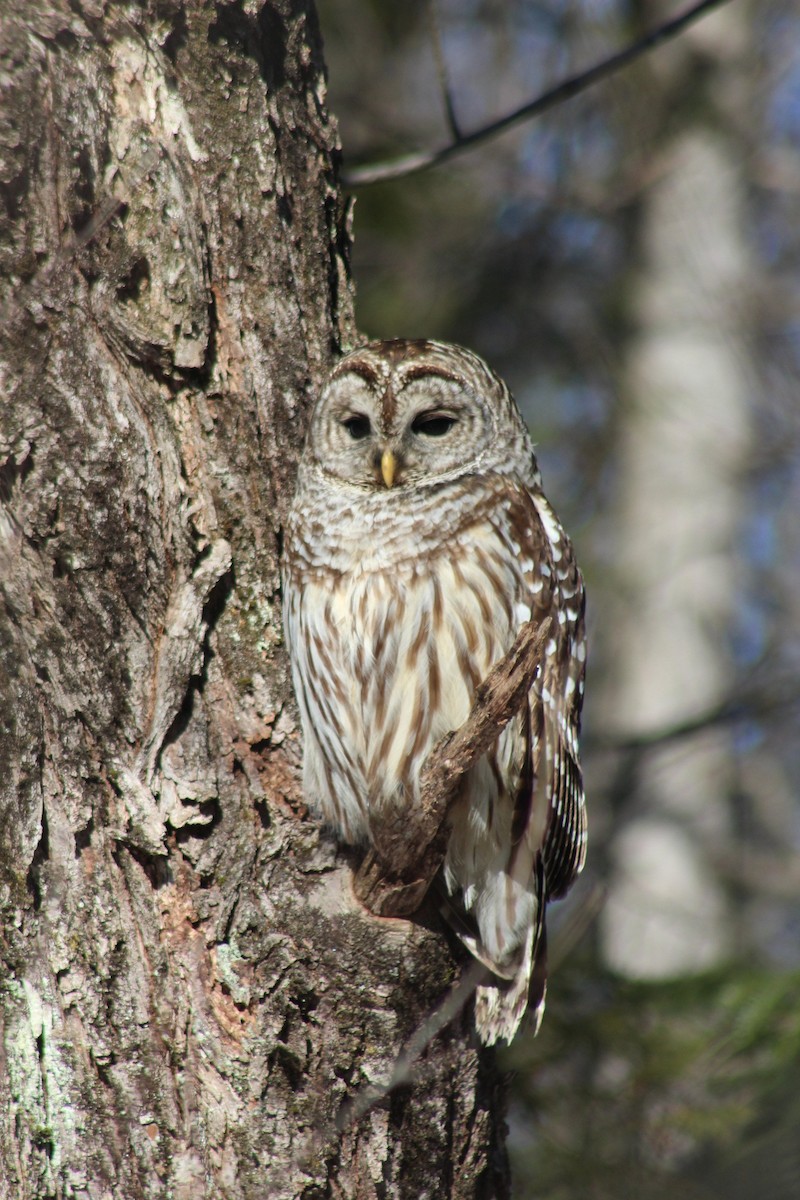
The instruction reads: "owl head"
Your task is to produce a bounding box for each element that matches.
[301,340,538,492]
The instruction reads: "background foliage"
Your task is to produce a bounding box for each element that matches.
[317,1,800,1195]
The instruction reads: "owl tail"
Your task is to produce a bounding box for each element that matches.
[437,872,548,1045]
[473,927,547,1047]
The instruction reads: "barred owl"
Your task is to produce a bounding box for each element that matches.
[282,340,586,1045]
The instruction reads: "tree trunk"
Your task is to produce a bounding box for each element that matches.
[597,5,752,978]
[0,4,508,1197]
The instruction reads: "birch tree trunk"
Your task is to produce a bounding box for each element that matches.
[598,5,752,978]
[0,4,508,1197]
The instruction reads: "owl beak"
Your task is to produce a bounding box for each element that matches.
[380,448,397,489]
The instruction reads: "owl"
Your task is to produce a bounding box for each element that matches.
[282,339,586,1045]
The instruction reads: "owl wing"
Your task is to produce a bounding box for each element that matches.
[474,481,586,1044]
[507,483,587,905]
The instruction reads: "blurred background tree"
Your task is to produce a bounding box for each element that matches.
[317,0,800,1195]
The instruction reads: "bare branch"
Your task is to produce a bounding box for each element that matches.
[587,679,800,756]
[335,883,605,1138]
[334,960,487,1135]
[353,618,552,917]
[342,0,735,188]
[0,142,163,331]
[428,0,462,142]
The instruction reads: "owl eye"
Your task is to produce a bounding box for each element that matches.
[342,414,372,440]
[412,412,458,437]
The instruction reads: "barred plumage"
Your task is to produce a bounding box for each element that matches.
[282,339,586,1044]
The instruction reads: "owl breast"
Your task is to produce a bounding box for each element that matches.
[284,479,531,863]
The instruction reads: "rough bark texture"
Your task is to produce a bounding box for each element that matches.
[0,4,509,1197]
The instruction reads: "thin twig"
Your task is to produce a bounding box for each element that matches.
[547,883,606,972]
[336,885,606,1136]
[342,0,735,187]
[353,618,551,917]
[0,143,163,332]
[428,0,462,142]
[335,959,487,1134]
[587,681,800,756]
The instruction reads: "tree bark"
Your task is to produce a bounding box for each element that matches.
[0,4,508,1197]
